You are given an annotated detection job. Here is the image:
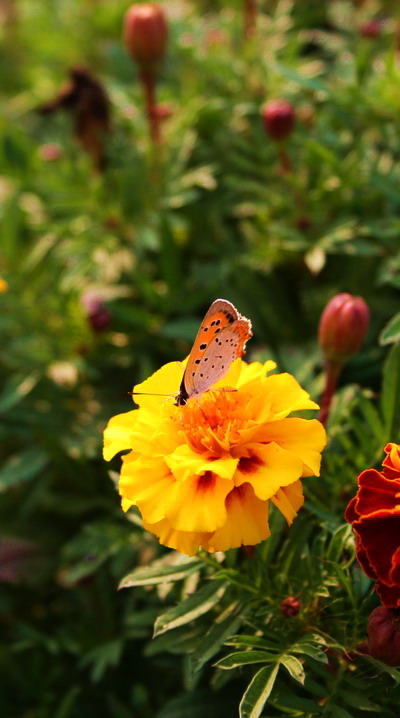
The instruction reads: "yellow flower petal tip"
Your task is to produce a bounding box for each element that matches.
[0,278,8,293]
[103,358,326,556]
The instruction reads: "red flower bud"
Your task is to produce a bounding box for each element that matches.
[368,606,400,666]
[81,291,111,333]
[359,20,384,38]
[280,596,301,617]
[318,293,369,364]
[123,4,168,70]
[261,101,295,142]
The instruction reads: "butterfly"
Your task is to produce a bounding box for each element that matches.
[175,298,253,406]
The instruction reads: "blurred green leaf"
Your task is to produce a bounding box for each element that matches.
[0,372,40,413]
[380,312,400,346]
[0,448,48,491]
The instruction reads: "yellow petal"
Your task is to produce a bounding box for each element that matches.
[271,480,304,524]
[257,418,326,476]
[214,357,243,390]
[237,360,277,391]
[165,444,238,482]
[142,517,211,557]
[132,361,183,408]
[203,483,270,552]
[264,373,319,420]
[233,442,304,500]
[121,497,135,512]
[103,410,139,461]
[119,455,174,524]
[165,473,232,532]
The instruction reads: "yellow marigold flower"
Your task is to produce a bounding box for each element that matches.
[103,359,326,556]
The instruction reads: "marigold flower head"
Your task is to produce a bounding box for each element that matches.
[103,359,326,556]
[345,443,400,608]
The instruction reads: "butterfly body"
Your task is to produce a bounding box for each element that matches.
[175,299,252,406]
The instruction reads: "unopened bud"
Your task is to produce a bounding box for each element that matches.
[359,20,384,38]
[368,606,400,666]
[81,291,111,333]
[280,596,301,617]
[261,101,295,142]
[123,4,168,70]
[318,293,369,364]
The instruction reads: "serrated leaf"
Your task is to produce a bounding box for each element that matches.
[118,558,201,588]
[0,448,48,491]
[380,342,400,438]
[239,664,279,718]
[153,581,226,637]
[380,313,400,346]
[279,654,305,684]
[215,650,277,671]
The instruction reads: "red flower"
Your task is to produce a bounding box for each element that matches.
[345,444,400,608]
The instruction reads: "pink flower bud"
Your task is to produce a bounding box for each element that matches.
[261,101,295,142]
[318,293,369,364]
[368,606,400,666]
[280,596,301,617]
[123,4,168,70]
[39,143,63,162]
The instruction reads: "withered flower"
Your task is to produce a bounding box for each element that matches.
[39,65,111,173]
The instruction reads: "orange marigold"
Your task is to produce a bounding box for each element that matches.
[103,359,326,556]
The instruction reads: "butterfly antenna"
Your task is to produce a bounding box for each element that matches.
[128,391,177,397]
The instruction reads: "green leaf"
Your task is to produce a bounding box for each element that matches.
[153,581,226,637]
[380,312,400,346]
[215,650,277,671]
[339,689,380,712]
[279,654,305,684]
[224,635,273,650]
[0,372,40,413]
[189,603,243,675]
[380,342,400,439]
[78,639,124,682]
[119,558,201,588]
[0,448,48,491]
[329,704,356,718]
[239,664,279,718]
[271,688,323,714]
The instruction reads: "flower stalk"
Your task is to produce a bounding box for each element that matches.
[123,4,168,146]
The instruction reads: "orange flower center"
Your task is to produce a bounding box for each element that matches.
[175,390,251,456]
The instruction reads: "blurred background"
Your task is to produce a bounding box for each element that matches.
[1,0,400,715]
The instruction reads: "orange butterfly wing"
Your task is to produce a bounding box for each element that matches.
[176,299,252,405]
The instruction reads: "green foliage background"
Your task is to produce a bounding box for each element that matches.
[1,1,400,716]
